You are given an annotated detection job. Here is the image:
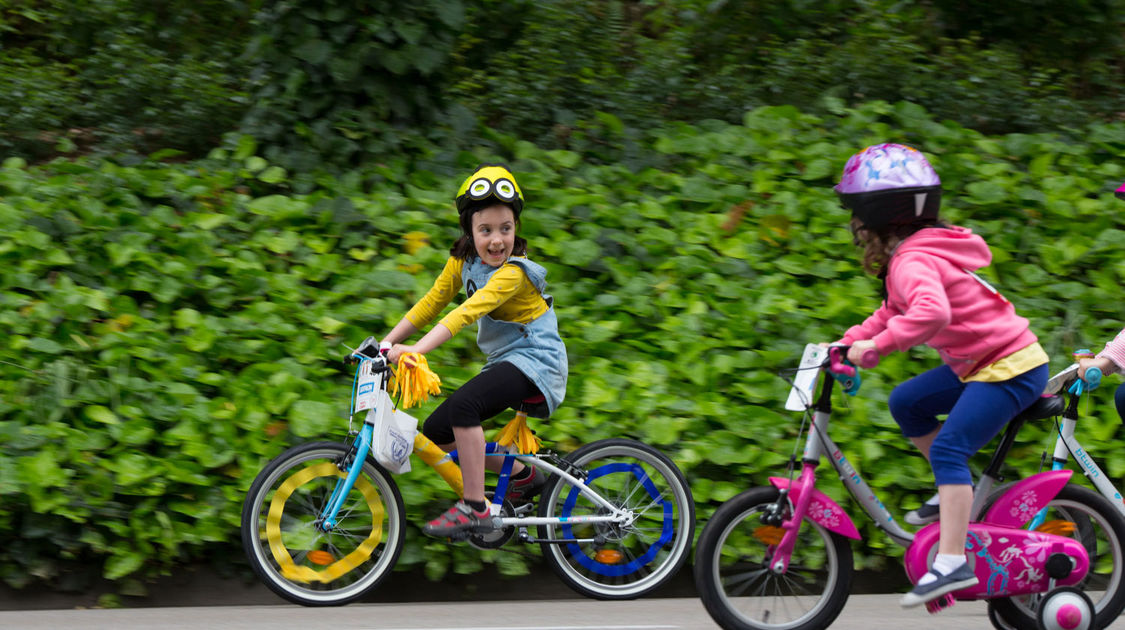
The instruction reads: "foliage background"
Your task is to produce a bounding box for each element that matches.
[1,0,1124,604]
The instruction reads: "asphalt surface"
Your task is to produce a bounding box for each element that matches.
[4,594,1124,630]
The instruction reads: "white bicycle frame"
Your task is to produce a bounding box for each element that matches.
[1042,363,1125,518]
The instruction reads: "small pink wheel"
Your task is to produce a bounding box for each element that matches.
[1036,586,1096,630]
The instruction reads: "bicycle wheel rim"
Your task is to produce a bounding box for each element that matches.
[540,440,694,598]
[244,444,402,604]
[705,499,844,629]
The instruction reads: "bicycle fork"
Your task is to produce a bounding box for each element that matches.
[318,424,465,531]
[770,463,819,573]
[318,423,375,530]
[1030,402,1125,529]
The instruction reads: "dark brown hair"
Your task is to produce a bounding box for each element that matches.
[450,200,528,261]
[851,217,949,277]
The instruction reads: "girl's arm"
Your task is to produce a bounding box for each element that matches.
[839,305,895,346]
[866,255,950,354]
[1095,328,1125,375]
[381,317,419,347]
[387,324,452,365]
[838,255,950,356]
[381,257,461,360]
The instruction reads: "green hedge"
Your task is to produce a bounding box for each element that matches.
[3,1,1123,168]
[2,102,1124,596]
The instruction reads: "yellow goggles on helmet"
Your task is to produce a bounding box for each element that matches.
[455,164,524,215]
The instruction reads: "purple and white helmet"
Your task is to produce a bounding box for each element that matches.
[835,143,942,231]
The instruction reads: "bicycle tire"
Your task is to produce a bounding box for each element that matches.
[241,441,406,606]
[536,438,695,600]
[986,483,1125,630]
[694,486,854,630]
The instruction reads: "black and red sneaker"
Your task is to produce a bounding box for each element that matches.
[506,466,546,504]
[422,501,495,538]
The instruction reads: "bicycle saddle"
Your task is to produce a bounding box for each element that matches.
[1013,394,1065,423]
[516,393,549,419]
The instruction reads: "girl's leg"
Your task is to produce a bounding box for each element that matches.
[900,364,1046,606]
[454,425,488,504]
[909,365,1047,603]
[420,362,538,534]
[887,365,966,450]
[936,484,973,554]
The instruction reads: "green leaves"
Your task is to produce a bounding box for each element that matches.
[2,101,1125,595]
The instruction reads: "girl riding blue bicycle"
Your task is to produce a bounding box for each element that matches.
[379,163,568,538]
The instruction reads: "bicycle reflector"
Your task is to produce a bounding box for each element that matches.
[306,550,335,566]
[753,526,785,546]
[595,549,624,564]
[1035,520,1078,536]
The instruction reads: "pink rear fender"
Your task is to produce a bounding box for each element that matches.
[769,477,861,540]
[983,470,1074,528]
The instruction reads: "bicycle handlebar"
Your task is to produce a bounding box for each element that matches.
[1083,366,1103,390]
[827,345,879,376]
[1068,366,1103,396]
[346,336,391,366]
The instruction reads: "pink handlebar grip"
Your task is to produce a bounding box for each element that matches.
[857,348,879,369]
[827,347,855,376]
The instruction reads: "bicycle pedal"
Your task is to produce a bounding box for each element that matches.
[924,594,956,614]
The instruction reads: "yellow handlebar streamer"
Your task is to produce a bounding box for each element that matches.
[265,462,385,584]
[391,352,442,409]
[496,410,542,454]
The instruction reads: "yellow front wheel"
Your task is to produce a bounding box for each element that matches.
[241,442,405,606]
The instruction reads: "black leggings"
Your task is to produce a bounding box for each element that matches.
[422,362,540,446]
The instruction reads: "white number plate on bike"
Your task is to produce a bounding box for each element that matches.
[354,359,380,412]
[785,344,826,411]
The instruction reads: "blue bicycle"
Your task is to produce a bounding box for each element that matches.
[240,340,695,605]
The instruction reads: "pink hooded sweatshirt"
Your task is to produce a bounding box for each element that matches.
[840,226,1038,378]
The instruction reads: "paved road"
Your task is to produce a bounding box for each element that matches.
[5,594,1123,630]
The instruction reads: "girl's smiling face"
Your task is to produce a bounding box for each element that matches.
[471,204,517,267]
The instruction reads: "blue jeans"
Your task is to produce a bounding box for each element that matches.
[1116,382,1125,423]
[888,363,1049,486]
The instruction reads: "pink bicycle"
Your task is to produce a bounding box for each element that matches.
[693,344,1125,630]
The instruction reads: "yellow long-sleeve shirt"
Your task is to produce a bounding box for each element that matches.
[405,257,549,336]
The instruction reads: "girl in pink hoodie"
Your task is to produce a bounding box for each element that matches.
[833,144,1049,608]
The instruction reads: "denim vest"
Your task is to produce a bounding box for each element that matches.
[461,256,568,417]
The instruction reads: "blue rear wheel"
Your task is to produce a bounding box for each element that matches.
[537,438,695,599]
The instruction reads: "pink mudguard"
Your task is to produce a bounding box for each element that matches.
[982,470,1073,527]
[904,470,1090,599]
[769,477,861,540]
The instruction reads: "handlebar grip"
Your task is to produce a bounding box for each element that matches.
[856,348,879,369]
[1083,366,1103,391]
